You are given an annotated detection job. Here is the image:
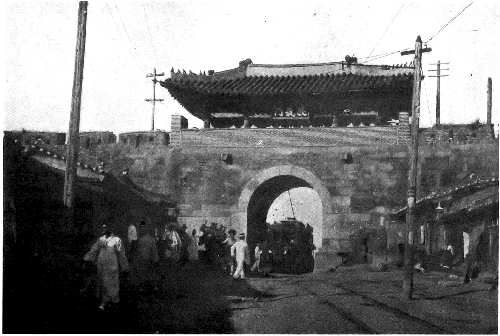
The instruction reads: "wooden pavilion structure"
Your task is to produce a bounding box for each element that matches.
[161,58,414,128]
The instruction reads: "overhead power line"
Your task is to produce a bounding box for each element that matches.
[104,1,144,72]
[359,50,398,61]
[106,0,148,70]
[361,49,411,63]
[425,1,474,43]
[367,4,406,58]
[143,4,159,65]
[357,2,473,65]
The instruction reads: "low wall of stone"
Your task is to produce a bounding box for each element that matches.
[170,125,410,147]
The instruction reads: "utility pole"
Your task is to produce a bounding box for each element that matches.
[287,190,296,219]
[401,36,431,300]
[428,61,449,126]
[487,77,492,125]
[145,68,165,131]
[63,1,88,208]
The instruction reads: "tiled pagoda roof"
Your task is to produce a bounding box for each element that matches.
[163,72,413,96]
[162,59,414,97]
[161,59,414,120]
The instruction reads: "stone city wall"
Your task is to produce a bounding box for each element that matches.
[118,131,169,147]
[80,131,117,148]
[4,130,66,145]
[119,137,497,270]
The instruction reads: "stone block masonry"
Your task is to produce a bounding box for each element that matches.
[118,131,169,147]
[122,140,495,270]
[51,122,497,271]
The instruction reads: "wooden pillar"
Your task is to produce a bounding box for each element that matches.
[487,77,492,125]
[63,1,88,208]
[435,60,441,126]
[403,36,424,300]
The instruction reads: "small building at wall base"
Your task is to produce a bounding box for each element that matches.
[392,176,498,271]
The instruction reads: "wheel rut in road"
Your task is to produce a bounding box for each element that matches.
[295,279,448,334]
[231,277,374,333]
[296,282,377,334]
[335,283,448,334]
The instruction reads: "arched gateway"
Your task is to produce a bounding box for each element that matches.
[237,165,333,264]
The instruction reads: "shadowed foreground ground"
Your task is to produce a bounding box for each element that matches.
[3,256,265,333]
[2,140,265,333]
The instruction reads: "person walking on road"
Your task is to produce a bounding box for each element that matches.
[463,252,480,284]
[178,224,191,267]
[223,229,237,275]
[231,233,250,280]
[163,224,182,263]
[127,221,139,261]
[251,243,263,273]
[188,229,200,261]
[84,225,129,311]
[130,221,159,293]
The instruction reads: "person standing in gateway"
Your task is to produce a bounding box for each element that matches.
[127,221,138,261]
[231,233,250,280]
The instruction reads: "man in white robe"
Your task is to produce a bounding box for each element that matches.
[231,233,250,280]
[84,226,128,311]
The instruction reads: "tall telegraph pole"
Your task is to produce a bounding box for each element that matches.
[487,77,492,126]
[145,68,165,131]
[63,1,88,208]
[401,36,431,300]
[428,61,449,126]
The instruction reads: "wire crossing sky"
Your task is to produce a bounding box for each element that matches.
[4,0,499,133]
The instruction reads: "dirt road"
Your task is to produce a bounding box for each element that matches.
[230,267,497,334]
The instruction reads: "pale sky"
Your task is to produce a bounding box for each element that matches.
[3,0,499,133]
[267,188,323,248]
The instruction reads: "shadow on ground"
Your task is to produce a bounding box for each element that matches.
[4,254,263,333]
[3,140,264,333]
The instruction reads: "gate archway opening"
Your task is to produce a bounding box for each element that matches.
[238,165,332,272]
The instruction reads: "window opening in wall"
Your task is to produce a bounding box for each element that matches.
[342,153,353,164]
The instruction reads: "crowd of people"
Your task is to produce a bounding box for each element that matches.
[82,221,258,311]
